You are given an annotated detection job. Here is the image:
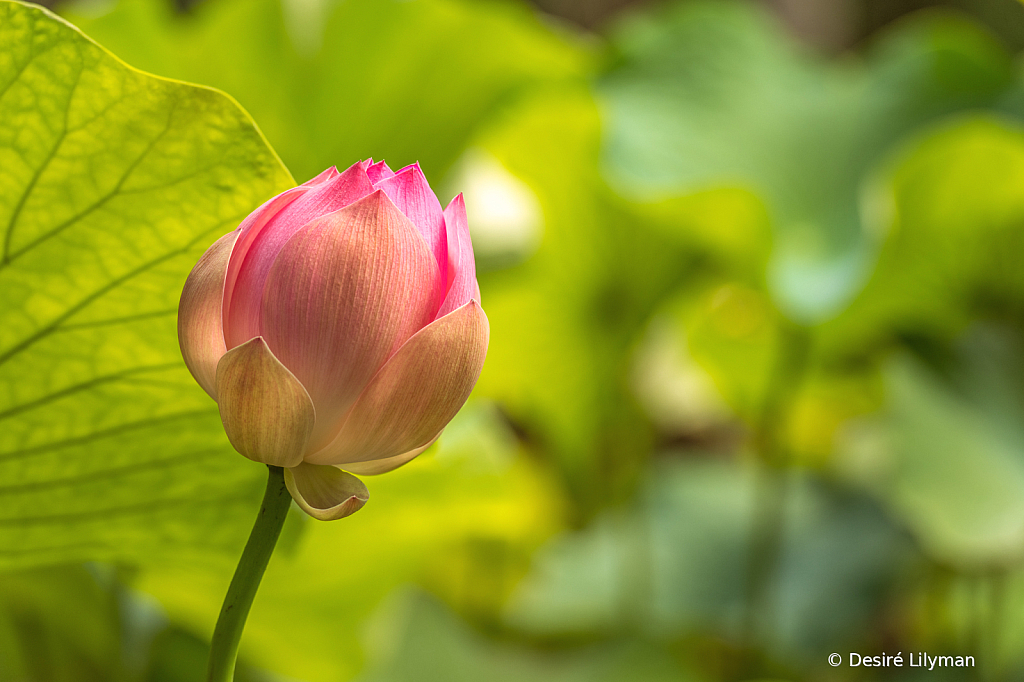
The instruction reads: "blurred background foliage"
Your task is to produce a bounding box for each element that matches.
[4,0,1024,679]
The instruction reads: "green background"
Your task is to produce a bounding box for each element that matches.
[3,0,1024,679]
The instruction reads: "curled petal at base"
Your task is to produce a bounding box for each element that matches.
[215,337,315,468]
[306,300,488,466]
[285,463,369,521]
[343,435,440,476]
[178,230,238,400]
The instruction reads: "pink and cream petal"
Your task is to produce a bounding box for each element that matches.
[224,164,377,348]
[306,301,488,466]
[215,337,315,468]
[343,435,439,476]
[221,186,309,347]
[261,190,442,453]
[374,163,447,304]
[285,463,369,521]
[178,231,238,399]
[436,193,480,319]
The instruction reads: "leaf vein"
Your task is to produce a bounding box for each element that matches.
[0,409,218,464]
[55,307,177,332]
[0,361,182,422]
[0,448,225,495]
[1,96,180,268]
[0,212,243,369]
[2,57,85,263]
[0,34,61,103]
[0,493,252,527]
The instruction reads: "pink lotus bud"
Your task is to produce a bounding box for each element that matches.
[178,160,488,520]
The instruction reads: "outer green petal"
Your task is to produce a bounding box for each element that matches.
[215,337,315,467]
[306,301,488,466]
[178,231,237,399]
[284,463,369,521]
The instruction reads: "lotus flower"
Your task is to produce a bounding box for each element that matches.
[178,160,488,520]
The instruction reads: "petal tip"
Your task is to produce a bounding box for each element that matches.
[447,192,466,210]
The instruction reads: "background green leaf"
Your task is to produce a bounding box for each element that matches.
[506,458,907,660]
[599,1,1015,320]
[821,116,1024,356]
[357,589,693,682]
[61,0,592,186]
[838,328,1024,568]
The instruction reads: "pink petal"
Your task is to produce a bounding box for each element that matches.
[305,300,488,466]
[373,163,447,307]
[302,165,339,187]
[215,337,316,468]
[343,435,438,475]
[221,186,309,348]
[367,159,395,184]
[178,231,238,400]
[261,190,442,453]
[224,163,375,349]
[435,193,481,319]
[284,463,368,521]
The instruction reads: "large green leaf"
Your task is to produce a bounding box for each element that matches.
[61,0,592,185]
[0,1,293,569]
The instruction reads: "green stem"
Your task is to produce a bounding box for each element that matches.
[206,465,291,682]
